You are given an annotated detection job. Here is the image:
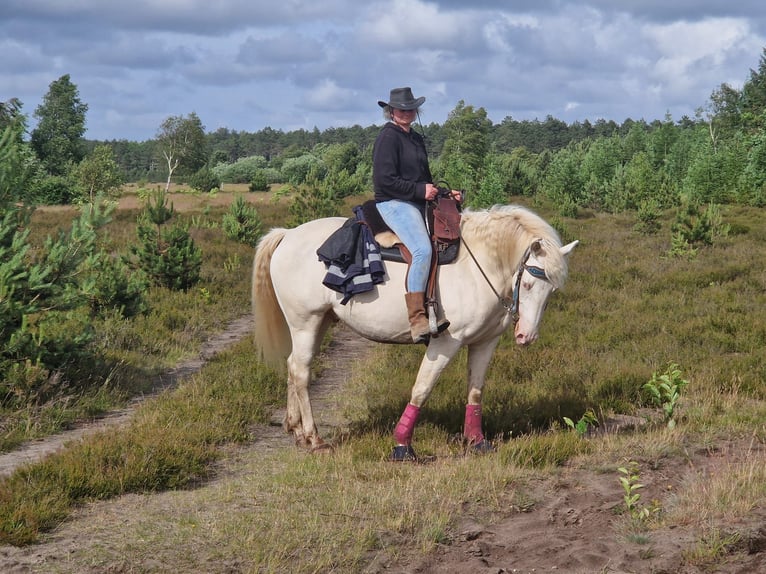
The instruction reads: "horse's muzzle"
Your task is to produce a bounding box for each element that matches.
[514,327,538,346]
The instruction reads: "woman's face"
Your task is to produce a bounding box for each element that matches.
[392,107,416,128]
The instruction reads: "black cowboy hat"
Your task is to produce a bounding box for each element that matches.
[378,87,425,110]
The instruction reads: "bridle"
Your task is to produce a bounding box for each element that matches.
[460,237,549,323]
[510,245,548,322]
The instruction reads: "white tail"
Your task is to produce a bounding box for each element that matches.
[251,228,291,371]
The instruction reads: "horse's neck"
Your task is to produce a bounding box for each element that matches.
[461,221,521,298]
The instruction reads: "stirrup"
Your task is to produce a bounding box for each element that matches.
[426,300,449,336]
[412,332,430,345]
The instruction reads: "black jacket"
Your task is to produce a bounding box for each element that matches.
[372,122,432,203]
[316,206,386,304]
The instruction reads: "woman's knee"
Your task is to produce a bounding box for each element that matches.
[409,243,432,265]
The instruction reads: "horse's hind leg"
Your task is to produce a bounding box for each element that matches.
[284,316,332,451]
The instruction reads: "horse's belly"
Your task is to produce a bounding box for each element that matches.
[333,288,412,344]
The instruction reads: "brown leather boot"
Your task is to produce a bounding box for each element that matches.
[404,292,430,344]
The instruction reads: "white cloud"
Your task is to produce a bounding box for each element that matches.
[358,0,474,50]
[641,18,760,103]
[482,13,541,58]
[2,0,765,140]
[645,17,751,70]
[302,79,356,111]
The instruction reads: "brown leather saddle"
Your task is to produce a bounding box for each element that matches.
[359,199,460,266]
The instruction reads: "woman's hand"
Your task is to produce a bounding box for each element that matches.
[427,185,463,202]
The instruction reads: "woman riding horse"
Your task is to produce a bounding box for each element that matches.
[372,87,462,343]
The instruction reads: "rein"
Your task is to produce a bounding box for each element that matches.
[459,234,548,322]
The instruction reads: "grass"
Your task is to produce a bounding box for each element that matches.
[0,338,283,546]
[682,528,743,568]
[19,430,539,572]
[1,194,765,571]
[666,446,766,526]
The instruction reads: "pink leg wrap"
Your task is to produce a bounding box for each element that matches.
[393,404,420,445]
[464,404,484,444]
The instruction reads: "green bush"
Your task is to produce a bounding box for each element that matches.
[0,201,118,405]
[189,167,221,194]
[249,168,269,192]
[286,165,344,227]
[634,200,661,234]
[222,195,262,247]
[469,156,506,208]
[29,175,73,205]
[212,155,267,184]
[281,154,324,186]
[82,252,148,318]
[134,222,202,290]
[262,167,283,185]
[669,200,729,257]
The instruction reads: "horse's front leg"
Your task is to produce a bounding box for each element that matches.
[391,337,462,461]
[464,336,501,452]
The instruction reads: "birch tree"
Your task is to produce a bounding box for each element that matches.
[156,112,206,192]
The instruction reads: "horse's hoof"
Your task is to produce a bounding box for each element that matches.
[390,444,418,462]
[468,439,495,454]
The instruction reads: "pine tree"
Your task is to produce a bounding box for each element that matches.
[30,75,88,176]
[741,47,766,131]
[437,100,492,190]
[131,189,202,290]
[222,195,262,247]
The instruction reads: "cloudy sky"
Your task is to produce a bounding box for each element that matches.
[2,0,765,142]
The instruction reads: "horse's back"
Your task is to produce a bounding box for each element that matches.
[269,217,349,309]
[272,217,347,269]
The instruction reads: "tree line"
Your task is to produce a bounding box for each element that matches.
[2,48,766,215]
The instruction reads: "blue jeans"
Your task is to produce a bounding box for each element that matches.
[376,200,432,292]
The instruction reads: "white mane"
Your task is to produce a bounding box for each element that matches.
[461,205,569,289]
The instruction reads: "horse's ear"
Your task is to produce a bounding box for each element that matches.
[560,240,579,256]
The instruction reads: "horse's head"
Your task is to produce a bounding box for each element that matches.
[512,238,578,346]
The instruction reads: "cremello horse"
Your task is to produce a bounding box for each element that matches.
[252,204,577,460]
